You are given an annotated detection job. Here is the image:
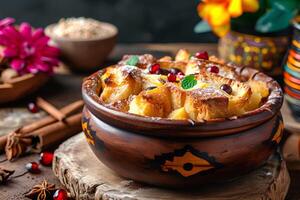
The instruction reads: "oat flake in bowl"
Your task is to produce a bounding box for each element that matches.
[52,17,112,40]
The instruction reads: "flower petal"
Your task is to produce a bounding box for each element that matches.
[36,62,50,72]
[32,28,44,42]
[19,22,32,40]
[3,47,18,57]
[0,32,11,46]
[41,46,60,57]
[41,56,59,66]
[229,0,243,17]
[212,24,230,37]
[10,59,25,71]
[242,0,259,12]
[27,64,39,74]
[207,4,230,27]
[33,36,50,49]
[1,26,21,43]
[0,17,15,28]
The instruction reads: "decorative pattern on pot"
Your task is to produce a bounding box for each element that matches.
[219,31,289,76]
[153,145,223,177]
[82,117,95,145]
[271,117,284,144]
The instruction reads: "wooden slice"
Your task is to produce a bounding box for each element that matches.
[53,133,290,200]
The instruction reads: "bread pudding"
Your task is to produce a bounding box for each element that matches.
[96,49,270,121]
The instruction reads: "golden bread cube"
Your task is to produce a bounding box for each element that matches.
[168,107,189,120]
[165,83,186,110]
[184,88,229,121]
[142,74,166,90]
[175,49,191,62]
[244,80,269,111]
[100,66,142,103]
[129,86,172,118]
[185,60,200,75]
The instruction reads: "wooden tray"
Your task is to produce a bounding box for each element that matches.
[53,133,290,200]
[0,73,48,104]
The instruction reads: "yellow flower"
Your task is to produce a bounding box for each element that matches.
[197,0,259,37]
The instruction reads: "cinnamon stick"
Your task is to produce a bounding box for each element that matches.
[4,113,83,160]
[20,100,83,134]
[36,97,66,121]
[30,113,82,151]
[0,100,84,152]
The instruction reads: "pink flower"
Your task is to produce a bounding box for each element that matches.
[0,21,59,74]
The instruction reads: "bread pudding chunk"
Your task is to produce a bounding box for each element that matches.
[98,49,270,121]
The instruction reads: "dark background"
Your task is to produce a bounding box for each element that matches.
[0,0,217,43]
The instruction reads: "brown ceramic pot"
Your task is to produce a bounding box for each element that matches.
[82,66,283,188]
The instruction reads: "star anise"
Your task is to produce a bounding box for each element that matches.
[0,167,15,184]
[25,180,56,200]
[5,129,33,161]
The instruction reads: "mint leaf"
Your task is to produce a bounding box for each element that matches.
[194,20,211,33]
[126,55,139,66]
[181,75,197,90]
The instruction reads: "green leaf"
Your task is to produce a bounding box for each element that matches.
[255,7,297,33]
[181,75,197,90]
[269,0,299,11]
[194,21,211,33]
[126,55,139,66]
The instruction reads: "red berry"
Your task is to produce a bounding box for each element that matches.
[27,102,39,113]
[220,84,232,94]
[207,66,219,74]
[149,63,160,74]
[195,51,209,60]
[53,189,68,200]
[39,152,54,166]
[167,73,177,82]
[25,162,40,174]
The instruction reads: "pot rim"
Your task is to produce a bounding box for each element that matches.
[82,64,283,137]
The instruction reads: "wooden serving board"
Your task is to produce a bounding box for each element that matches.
[53,133,290,200]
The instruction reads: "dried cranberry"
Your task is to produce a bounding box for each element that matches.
[149,63,160,74]
[39,152,54,166]
[207,66,219,74]
[167,73,177,82]
[27,102,39,113]
[25,162,40,174]
[53,189,68,200]
[220,84,232,94]
[195,51,209,60]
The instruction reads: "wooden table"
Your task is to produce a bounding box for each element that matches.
[0,43,299,200]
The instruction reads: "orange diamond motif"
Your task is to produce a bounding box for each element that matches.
[161,151,214,177]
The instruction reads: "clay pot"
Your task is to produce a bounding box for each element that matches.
[45,22,117,72]
[82,66,283,188]
[0,73,48,104]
